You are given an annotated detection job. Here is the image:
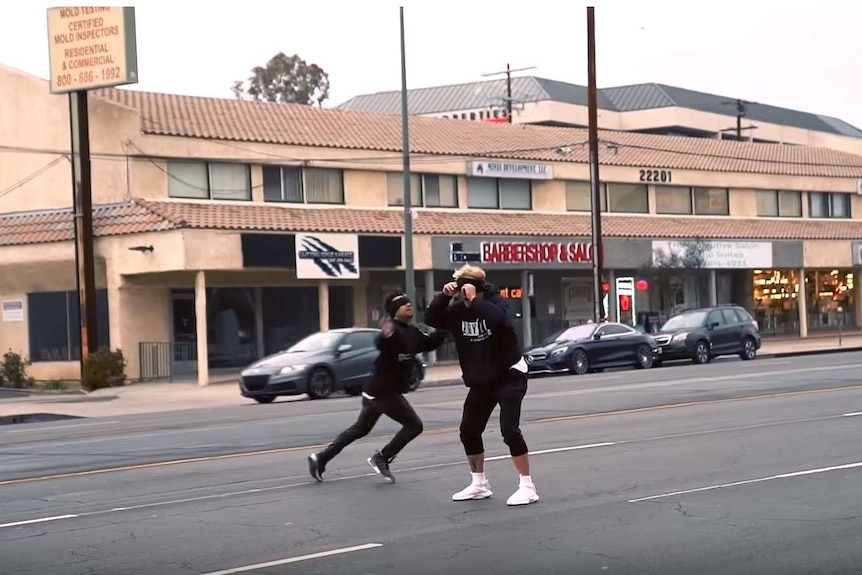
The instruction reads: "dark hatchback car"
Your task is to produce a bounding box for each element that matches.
[239,328,425,403]
[652,304,761,365]
[524,321,659,376]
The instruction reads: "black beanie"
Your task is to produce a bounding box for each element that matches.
[385,293,411,317]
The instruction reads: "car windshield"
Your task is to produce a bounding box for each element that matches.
[544,324,597,344]
[661,311,708,331]
[286,332,341,352]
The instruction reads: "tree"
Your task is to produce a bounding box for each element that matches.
[641,239,710,316]
[231,53,331,107]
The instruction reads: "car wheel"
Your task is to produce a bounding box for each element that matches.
[253,395,276,404]
[692,340,710,364]
[307,368,335,399]
[740,337,757,361]
[569,349,589,375]
[635,344,654,369]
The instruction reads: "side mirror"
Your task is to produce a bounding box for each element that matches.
[708,321,719,329]
[593,332,602,340]
[336,344,352,353]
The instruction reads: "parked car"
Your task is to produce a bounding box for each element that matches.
[652,304,761,365]
[524,321,659,376]
[239,328,426,403]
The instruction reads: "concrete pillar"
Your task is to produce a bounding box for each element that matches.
[194,271,209,386]
[798,268,808,338]
[352,284,369,327]
[708,270,718,306]
[254,287,264,359]
[606,269,616,322]
[521,270,532,347]
[424,270,437,365]
[318,281,330,332]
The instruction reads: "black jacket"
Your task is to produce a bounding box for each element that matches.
[424,284,523,388]
[362,321,448,397]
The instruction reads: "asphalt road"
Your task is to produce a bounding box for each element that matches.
[1,353,861,574]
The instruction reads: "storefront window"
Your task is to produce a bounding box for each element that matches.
[806,270,855,330]
[752,269,856,334]
[752,270,800,335]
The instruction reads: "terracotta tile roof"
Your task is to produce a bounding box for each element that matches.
[93,88,862,178]
[6,199,862,248]
[0,202,176,247]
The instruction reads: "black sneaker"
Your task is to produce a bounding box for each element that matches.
[367,451,395,483]
[308,453,325,482]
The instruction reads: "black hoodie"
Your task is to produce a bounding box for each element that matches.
[424,284,523,388]
[362,320,448,397]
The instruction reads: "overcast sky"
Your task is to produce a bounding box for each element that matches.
[4,1,862,127]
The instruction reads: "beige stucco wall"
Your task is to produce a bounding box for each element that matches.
[804,240,852,268]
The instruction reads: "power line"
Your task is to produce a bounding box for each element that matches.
[0,155,68,202]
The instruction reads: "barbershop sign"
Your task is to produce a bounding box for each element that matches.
[468,160,553,180]
[451,241,593,265]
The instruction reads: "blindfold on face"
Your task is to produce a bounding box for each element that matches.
[386,294,411,317]
[456,277,485,291]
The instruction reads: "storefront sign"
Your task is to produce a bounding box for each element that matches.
[852,241,862,266]
[1,299,24,322]
[497,286,524,299]
[651,240,772,269]
[295,233,360,279]
[450,241,593,265]
[468,160,553,180]
[615,277,636,325]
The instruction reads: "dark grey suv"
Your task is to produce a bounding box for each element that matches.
[239,328,425,403]
[652,304,761,365]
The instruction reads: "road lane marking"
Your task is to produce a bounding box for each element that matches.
[629,461,862,503]
[842,412,862,417]
[195,543,383,575]
[2,421,121,434]
[3,407,861,530]
[0,514,78,528]
[3,382,862,487]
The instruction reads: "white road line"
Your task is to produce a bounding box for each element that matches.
[486,442,616,461]
[195,543,383,575]
[628,461,862,503]
[842,412,862,417]
[0,514,78,528]
[2,421,120,434]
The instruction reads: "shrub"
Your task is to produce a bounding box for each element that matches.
[0,350,35,389]
[81,348,127,392]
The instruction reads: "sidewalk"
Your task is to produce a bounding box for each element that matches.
[2,333,862,422]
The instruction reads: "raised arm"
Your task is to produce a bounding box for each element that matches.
[424,283,459,330]
[467,291,509,329]
[415,327,449,353]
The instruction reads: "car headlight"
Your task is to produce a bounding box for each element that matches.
[279,364,308,375]
[550,346,569,357]
[671,332,689,342]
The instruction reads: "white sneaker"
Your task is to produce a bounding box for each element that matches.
[452,481,493,501]
[506,484,539,506]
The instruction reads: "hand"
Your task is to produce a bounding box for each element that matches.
[380,317,394,338]
[442,282,458,296]
[461,283,476,303]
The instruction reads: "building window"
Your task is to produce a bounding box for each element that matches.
[387,173,458,207]
[262,166,344,204]
[809,192,851,219]
[655,185,693,215]
[693,187,729,215]
[167,161,251,201]
[756,190,802,217]
[27,290,110,362]
[466,177,531,210]
[606,183,648,213]
[565,180,605,212]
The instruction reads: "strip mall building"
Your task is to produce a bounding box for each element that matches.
[4,64,862,385]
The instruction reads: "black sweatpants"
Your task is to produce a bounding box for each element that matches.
[318,393,423,464]
[459,368,529,457]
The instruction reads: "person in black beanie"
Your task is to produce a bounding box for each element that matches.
[425,264,538,506]
[307,292,448,483]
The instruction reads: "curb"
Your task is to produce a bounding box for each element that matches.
[757,345,862,360]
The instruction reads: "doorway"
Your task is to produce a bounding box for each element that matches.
[170,291,197,375]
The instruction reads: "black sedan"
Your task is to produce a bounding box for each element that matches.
[239,328,425,403]
[524,322,658,376]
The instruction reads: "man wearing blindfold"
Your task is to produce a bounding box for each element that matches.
[308,292,448,484]
[425,265,538,506]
